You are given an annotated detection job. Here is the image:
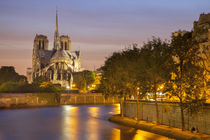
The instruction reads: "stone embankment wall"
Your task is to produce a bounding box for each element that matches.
[123,100,210,135]
[0,93,120,108]
[60,93,120,104]
[0,93,41,108]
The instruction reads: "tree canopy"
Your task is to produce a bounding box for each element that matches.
[73,70,95,91]
[0,66,27,84]
[100,34,207,127]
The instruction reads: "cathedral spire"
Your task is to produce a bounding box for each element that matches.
[56,9,58,34]
[54,9,60,50]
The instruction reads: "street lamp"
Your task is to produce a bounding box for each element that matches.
[66,86,70,94]
[136,87,140,121]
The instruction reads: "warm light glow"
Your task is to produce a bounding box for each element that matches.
[61,105,79,140]
[40,81,52,87]
[111,128,171,140]
[111,128,121,140]
[88,107,99,118]
[63,105,78,111]
[136,129,173,140]
[158,84,164,91]
[72,84,76,88]
[87,107,100,140]
[111,104,120,114]
[66,86,70,89]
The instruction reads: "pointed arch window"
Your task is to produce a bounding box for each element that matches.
[65,42,67,50]
[57,73,61,80]
[42,40,44,49]
[61,42,63,50]
[38,41,41,49]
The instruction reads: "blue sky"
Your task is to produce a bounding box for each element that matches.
[0,0,209,75]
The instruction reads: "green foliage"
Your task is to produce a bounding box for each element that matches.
[167,31,205,103]
[40,84,62,93]
[164,31,205,130]
[0,82,20,93]
[0,74,62,93]
[100,38,172,123]
[32,76,47,86]
[73,70,95,91]
[139,37,172,96]
[100,38,171,98]
[0,66,27,84]
[0,82,62,93]
[0,66,28,93]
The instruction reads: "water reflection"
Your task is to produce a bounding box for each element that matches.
[0,105,172,140]
[62,105,79,140]
[88,107,99,117]
[60,105,172,140]
[111,128,121,140]
[87,107,100,140]
[111,127,173,140]
[111,104,120,115]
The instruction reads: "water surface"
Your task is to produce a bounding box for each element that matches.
[0,105,172,140]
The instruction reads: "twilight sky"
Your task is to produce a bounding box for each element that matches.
[0,0,209,75]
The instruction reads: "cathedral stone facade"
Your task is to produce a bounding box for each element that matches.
[32,12,81,88]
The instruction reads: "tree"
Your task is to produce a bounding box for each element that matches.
[166,31,205,130]
[0,81,20,93]
[32,76,47,86]
[0,66,28,93]
[73,70,95,92]
[100,48,139,116]
[100,39,171,120]
[101,46,142,97]
[138,37,172,124]
[0,66,26,84]
[83,70,95,89]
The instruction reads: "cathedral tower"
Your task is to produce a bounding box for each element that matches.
[60,35,71,50]
[33,35,48,51]
[32,34,48,79]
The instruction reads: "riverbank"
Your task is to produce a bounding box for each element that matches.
[109,115,210,140]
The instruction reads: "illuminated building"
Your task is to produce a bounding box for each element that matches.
[31,11,81,88]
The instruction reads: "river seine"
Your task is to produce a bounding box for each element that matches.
[0,104,172,140]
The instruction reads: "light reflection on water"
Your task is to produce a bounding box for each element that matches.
[87,107,99,140]
[0,104,172,140]
[60,104,171,140]
[62,105,79,140]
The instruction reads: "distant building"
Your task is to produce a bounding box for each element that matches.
[88,70,102,91]
[26,67,32,84]
[171,13,210,102]
[193,13,210,101]
[32,11,81,88]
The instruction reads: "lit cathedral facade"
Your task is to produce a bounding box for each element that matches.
[31,12,81,88]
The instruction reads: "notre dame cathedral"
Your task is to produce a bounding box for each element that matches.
[31,11,81,88]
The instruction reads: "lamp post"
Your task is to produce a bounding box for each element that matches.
[136,87,140,121]
[66,86,70,94]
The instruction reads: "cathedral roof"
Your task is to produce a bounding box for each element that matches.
[51,50,80,60]
[37,50,53,61]
[51,50,70,60]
